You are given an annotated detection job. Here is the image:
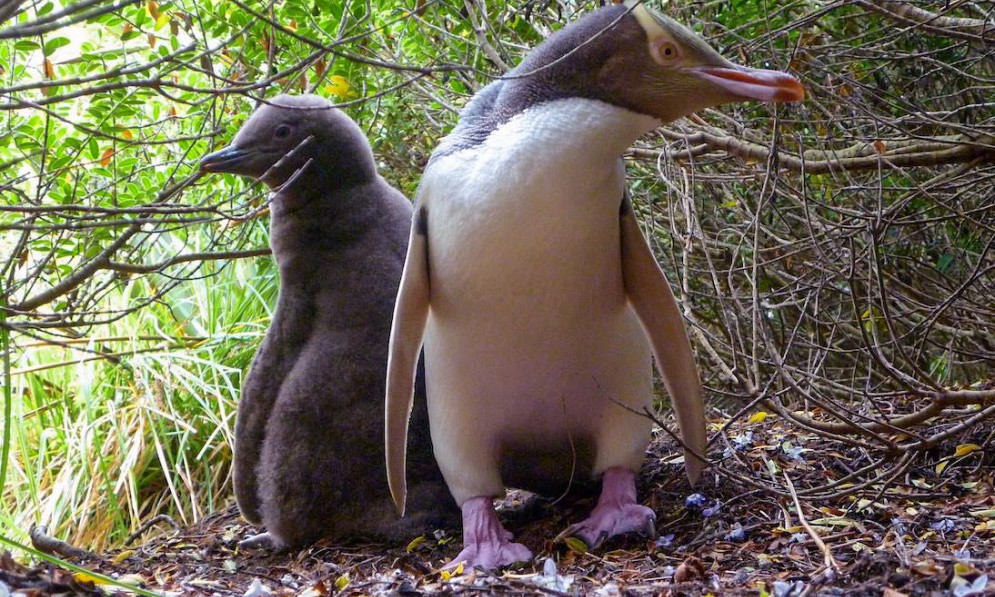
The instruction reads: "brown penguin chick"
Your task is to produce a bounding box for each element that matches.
[200,94,455,550]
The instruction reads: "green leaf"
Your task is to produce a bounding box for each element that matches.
[936,253,954,273]
[44,37,71,55]
[563,536,588,554]
[334,574,349,590]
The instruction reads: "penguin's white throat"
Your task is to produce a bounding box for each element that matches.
[490,98,661,163]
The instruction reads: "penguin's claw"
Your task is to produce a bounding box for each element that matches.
[560,504,656,549]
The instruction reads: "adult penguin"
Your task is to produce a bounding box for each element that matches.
[386,2,804,568]
[201,94,455,550]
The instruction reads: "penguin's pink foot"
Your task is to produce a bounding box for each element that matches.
[557,467,656,548]
[446,496,533,570]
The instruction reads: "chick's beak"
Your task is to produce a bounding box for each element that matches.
[199,145,252,173]
[689,65,805,103]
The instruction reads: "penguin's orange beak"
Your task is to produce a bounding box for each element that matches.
[688,65,805,103]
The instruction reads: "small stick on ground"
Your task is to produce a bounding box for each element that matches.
[783,472,840,576]
[124,514,183,546]
[29,524,100,561]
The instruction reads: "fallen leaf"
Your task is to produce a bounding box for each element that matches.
[334,573,349,590]
[564,536,588,554]
[954,444,981,457]
[911,559,943,576]
[440,562,464,581]
[954,562,975,575]
[674,556,704,583]
[406,535,425,552]
[73,571,108,585]
[117,574,146,586]
[748,411,769,424]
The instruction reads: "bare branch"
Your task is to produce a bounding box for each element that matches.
[856,0,995,43]
[630,130,995,174]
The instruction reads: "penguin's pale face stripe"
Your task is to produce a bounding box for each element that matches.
[631,3,724,67]
[617,2,805,119]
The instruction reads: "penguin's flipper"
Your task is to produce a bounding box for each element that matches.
[619,194,708,484]
[386,207,432,515]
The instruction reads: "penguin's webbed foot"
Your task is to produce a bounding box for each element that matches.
[238,531,286,552]
[559,503,656,549]
[447,496,532,570]
[557,466,656,549]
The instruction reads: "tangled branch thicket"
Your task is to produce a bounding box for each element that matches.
[629,0,995,496]
[1,0,993,541]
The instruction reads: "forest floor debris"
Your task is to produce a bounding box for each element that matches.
[5,415,994,596]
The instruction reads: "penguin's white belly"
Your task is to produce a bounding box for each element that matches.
[420,100,660,501]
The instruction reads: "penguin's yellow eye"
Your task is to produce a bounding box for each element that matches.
[658,41,680,61]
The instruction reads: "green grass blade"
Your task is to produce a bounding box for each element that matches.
[0,534,166,597]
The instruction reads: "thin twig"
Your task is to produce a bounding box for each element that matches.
[783,473,840,576]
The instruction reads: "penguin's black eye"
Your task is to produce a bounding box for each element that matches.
[274,124,292,139]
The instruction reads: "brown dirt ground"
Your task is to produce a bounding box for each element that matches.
[4,422,994,597]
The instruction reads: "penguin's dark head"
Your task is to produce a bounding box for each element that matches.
[200,94,376,190]
[510,1,804,123]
